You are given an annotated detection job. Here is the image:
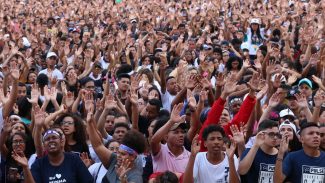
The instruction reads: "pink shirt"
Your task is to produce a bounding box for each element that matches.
[152,143,190,173]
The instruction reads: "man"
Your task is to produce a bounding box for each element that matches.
[150,103,190,174]
[30,129,93,183]
[17,82,27,98]
[183,125,240,183]
[116,73,130,104]
[238,120,280,183]
[274,122,325,182]
[38,52,63,80]
[138,99,161,135]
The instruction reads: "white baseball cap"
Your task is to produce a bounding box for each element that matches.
[250,18,261,25]
[46,52,58,59]
[279,108,295,118]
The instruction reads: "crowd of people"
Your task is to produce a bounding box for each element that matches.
[0,0,325,182]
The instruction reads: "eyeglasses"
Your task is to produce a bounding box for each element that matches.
[267,132,282,139]
[61,121,74,126]
[12,141,25,145]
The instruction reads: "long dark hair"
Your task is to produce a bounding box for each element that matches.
[54,113,88,153]
[288,132,302,152]
[6,123,35,159]
[250,24,263,43]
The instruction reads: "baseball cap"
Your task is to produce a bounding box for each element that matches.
[170,121,187,131]
[279,108,295,118]
[279,121,297,134]
[46,52,58,59]
[298,78,312,89]
[250,18,261,25]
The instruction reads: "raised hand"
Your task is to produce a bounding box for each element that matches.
[33,105,46,126]
[11,151,28,168]
[268,92,281,108]
[294,93,308,108]
[50,87,58,101]
[80,152,93,168]
[0,88,9,105]
[247,72,259,91]
[226,136,237,158]
[313,90,325,107]
[223,73,237,95]
[170,103,185,123]
[65,91,74,108]
[3,117,12,133]
[216,72,225,87]
[116,158,132,181]
[199,89,208,103]
[105,94,117,109]
[229,125,245,145]
[187,89,196,110]
[10,62,20,80]
[84,91,94,113]
[253,131,266,148]
[191,134,201,156]
[278,134,289,154]
[44,86,51,101]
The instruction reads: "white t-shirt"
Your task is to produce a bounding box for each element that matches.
[100,57,110,70]
[193,152,239,183]
[38,68,64,80]
[88,163,108,183]
[242,27,265,55]
[161,91,175,112]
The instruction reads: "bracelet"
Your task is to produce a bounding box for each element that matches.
[276,158,283,162]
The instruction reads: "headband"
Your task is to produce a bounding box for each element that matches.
[119,144,138,156]
[42,130,60,142]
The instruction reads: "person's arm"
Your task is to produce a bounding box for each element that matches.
[151,103,184,156]
[97,108,109,139]
[32,105,46,158]
[182,135,200,183]
[72,89,84,113]
[198,74,238,151]
[223,74,258,136]
[87,111,113,168]
[0,118,11,157]
[238,131,265,175]
[170,87,187,109]
[129,90,139,131]
[227,138,240,183]
[295,93,312,122]
[12,151,35,183]
[274,135,289,183]
[186,90,200,142]
[159,59,167,94]
[3,66,19,118]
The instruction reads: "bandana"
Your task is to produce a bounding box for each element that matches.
[42,130,60,142]
[119,144,138,156]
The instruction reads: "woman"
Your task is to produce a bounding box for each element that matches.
[54,113,89,155]
[88,140,120,183]
[137,55,152,72]
[3,132,30,183]
[279,121,302,152]
[243,18,265,57]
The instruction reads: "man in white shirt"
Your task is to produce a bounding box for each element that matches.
[38,52,64,80]
[183,125,240,183]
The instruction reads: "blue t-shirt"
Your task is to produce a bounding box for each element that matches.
[240,148,277,183]
[31,153,93,183]
[283,149,325,183]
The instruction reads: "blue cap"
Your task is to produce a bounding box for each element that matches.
[298,78,312,89]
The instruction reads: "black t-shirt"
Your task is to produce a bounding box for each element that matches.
[138,115,151,137]
[31,153,93,183]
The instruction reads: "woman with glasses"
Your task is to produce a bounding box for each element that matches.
[53,113,90,155]
[3,132,29,183]
[0,118,35,183]
[88,140,120,183]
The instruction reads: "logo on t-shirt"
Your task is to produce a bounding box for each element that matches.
[258,163,275,183]
[49,173,67,183]
[302,165,325,183]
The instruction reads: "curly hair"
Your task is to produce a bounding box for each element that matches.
[121,130,146,154]
[54,113,89,153]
